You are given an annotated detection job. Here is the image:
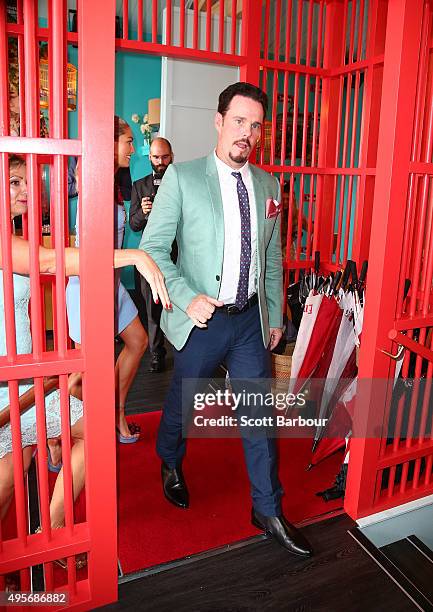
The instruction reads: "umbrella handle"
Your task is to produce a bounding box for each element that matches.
[379,344,405,361]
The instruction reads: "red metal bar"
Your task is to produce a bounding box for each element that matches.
[0,6,18,366]
[166,0,172,47]
[311,2,324,165]
[418,364,432,443]
[206,0,212,52]
[23,0,38,137]
[350,0,382,264]
[348,0,356,64]
[409,176,431,316]
[231,0,237,55]
[260,164,370,176]
[259,68,267,165]
[280,71,289,166]
[122,0,128,39]
[341,0,349,66]
[419,179,433,311]
[152,0,158,44]
[9,380,27,542]
[193,0,199,50]
[425,455,432,482]
[306,0,313,66]
[263,0,270,61]
[79,0,118,604]
[59,373,74,531]
[285,0,292,63]
[357,0,366,62]
[0,353,84,381]
[345,0,431,517]
[341,73,352,168]
[295,0,303,65]
[295,174,306,262]
[397,174,418,316]
[239,0,261,84]
[218,0,225,54]
[34,377,51,535]
[262,58,325,76]
[274,0,282,62]
[306,180,315,260]
[269,70,278,166]
[137,0,143,41]
[405,349,423,449]
[0,137,81,154]
[315,0,345,262]
[179,0,185,47]
[291,73,299,165]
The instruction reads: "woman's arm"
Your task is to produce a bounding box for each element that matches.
[0,377,58,428]
[0,235,170,308]
[0,235,60,275]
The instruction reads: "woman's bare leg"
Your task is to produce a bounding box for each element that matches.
[47,438,62,468]
[0,446,33,521]
[48,373,82,468]
[115,316,148,439]
[48,417,85,529]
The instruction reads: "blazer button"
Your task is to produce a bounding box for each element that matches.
[216,275,220,281]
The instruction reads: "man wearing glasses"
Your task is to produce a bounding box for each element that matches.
[129,137,174,373]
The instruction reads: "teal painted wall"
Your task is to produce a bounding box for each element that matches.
[67,46,161,288]
[115,51,161,288]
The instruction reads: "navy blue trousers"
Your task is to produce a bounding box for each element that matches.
[156,304,283,516]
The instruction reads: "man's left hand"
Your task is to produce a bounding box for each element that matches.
[269,328,283,351]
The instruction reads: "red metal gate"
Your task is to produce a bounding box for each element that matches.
[3,0,433,606]
[0,1,117,608]
[345,0,433,519]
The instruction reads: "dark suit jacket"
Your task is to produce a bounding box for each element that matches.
[129,173,155,233]
[130,172,178,262]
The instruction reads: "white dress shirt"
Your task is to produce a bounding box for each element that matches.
[214,152,257,304]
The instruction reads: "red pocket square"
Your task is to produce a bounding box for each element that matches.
[265,198,281,218]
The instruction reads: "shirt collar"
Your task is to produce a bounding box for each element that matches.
[214,151,250,182]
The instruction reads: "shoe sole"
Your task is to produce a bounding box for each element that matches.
[251,516,313,557]
[162,488,189,509]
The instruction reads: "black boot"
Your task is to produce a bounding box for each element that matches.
[161,461,189,509]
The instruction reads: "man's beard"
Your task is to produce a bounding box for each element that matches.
[151,161,171,175]
[229,149,250,164]
[229,139,251,164]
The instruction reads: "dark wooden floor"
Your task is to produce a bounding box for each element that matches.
[102,514,416,612]
[113,300,415,611]
[121,342,173,414]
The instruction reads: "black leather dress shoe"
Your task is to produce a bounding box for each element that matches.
[161,462,189,509]
[149,353,166,373]
[251,508,313,557]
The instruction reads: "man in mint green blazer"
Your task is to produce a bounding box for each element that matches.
[142,82,312,557]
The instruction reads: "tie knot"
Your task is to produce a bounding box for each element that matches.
[231,171,242,181]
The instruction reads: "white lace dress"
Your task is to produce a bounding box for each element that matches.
[0,272,83,459]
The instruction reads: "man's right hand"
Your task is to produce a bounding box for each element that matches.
[186,294,224,328]
[141,196,153,216]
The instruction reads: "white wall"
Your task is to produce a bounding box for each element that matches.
[160,7,240,162]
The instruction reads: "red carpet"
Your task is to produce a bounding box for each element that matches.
[117,411,343,573]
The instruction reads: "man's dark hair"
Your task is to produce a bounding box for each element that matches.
[217,82,268,118]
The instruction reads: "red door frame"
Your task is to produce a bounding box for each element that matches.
[345,0,430,519]
[0,1,117,609]
[3,0,433,606]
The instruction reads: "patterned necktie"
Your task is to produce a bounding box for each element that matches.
[232,171,251,310]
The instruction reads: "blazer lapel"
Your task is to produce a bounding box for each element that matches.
[250,164,265,274]
[205,153,225,260]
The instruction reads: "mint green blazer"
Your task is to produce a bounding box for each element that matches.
[140,153,283,351]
